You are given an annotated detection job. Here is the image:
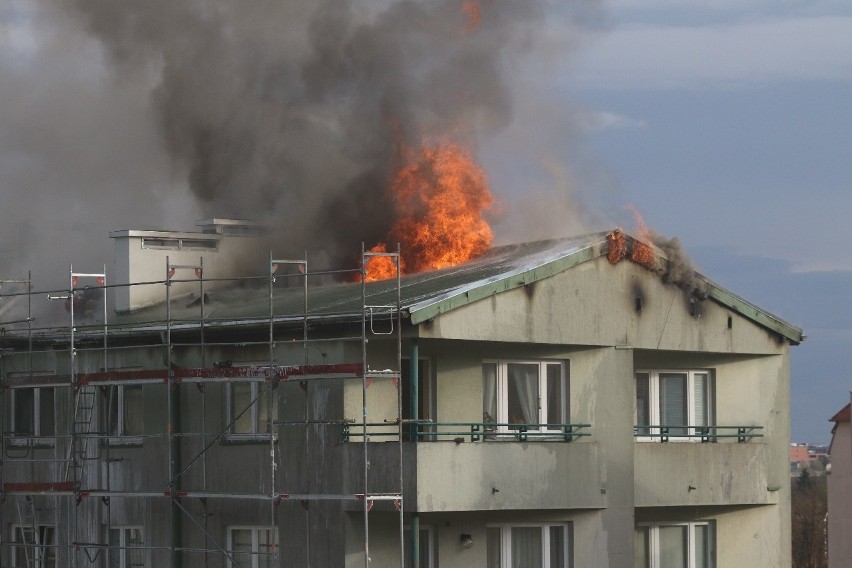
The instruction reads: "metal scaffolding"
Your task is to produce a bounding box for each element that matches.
[0,245,405,567]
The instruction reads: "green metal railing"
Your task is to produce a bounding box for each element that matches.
[342,420,591,443]
[634,425,763,443]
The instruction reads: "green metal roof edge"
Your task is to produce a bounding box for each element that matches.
[408,241,602,324]
[408,232,804,345]
[703,281,805,344]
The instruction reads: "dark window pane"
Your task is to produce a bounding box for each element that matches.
[659,373,687,436]
[546,364,564,426]
[40,388,55,437]
[14,389,34,435]
[635,374,650,435]
[487,527,502,568]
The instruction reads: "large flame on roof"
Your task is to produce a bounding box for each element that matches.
[365,140,495,281]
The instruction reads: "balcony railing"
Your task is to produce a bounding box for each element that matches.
[342,420,591,443]
[634,425,763,443]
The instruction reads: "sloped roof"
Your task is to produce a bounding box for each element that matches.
[831,403,850,423]
[106,230,804,344]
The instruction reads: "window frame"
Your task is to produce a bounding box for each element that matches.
[9,386,55,443]
[226,526,279,568]
[106,525,146,568]
[10,524,57,568]
[635,521,715,568]
[101,384,145,444]
[401,357,435,441]
[486,522,573,568]
[483,360,569,434]
[635,369,714,441]
[226,379,278,439]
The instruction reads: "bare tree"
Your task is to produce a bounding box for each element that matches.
[792,468,827,568]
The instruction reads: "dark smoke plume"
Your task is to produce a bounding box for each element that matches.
[0,0,605,325]
[56,1,550,265]
[651,232,709,300]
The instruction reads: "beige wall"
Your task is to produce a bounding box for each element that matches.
[829,421,852,568]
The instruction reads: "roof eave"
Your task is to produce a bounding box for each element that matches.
[408,242,600,325]
[704,281,805,345]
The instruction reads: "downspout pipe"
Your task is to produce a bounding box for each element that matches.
[409,340,419,443]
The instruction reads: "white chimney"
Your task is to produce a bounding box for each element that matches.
[110,219,265,312]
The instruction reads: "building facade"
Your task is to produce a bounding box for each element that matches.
[828,403,851,568]
[0,230,803,567]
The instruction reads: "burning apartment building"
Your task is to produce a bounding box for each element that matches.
[0,2,805,567]
[0,225,803,567]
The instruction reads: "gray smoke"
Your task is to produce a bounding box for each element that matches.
[0,0,605,311]
[651,233,709,299]
[58,1,556,264]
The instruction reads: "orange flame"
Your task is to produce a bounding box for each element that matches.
[365,140,494,281]
[462,1,482,30]
[364,243,404,281]
[625,205,657,269]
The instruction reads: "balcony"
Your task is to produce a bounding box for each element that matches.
[634,424,764,443]
[342,421,591,443]
[343,421,602,513]
[634,437,778,507]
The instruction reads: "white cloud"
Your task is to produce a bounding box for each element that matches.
[577,109,646,132]
[572,15,852,89]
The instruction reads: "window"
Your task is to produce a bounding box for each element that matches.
[228,381,278,435]
[487,523,572,568]
[102,385,144,437]
[402,358,435,441]
[635,370,714,439]
[483,361,568,432]
[635,522,715,568]
[107,526,145,568]
[140,237,217,251]
[227,527,279,568]
[10,387,55,438]
[11,525,56,567]
[403,526,436,568]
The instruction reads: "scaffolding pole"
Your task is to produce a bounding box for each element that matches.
[0,245,406,567]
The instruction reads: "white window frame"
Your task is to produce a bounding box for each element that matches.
[226,526,279,568]
[483,360,569,434]
[102,384,145,441]
[106,525,146,568]
[487,523,572,568]
[636,522,714,568]
[9,387,55,441]
[635,369,714,441]
[11,524,56,567]
[226,379,278,438]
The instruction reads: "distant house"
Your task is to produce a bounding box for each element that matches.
[828,403,851,567]
[0,229,803,567]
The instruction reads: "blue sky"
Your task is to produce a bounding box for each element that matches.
[552,0,852,443]
[1,1,849,443]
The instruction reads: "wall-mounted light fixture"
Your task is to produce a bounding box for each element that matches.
[459,534,474,548]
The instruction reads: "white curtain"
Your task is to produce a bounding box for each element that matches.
[658,525,687,568]
[483,363,498,425]
[507,364,539,425]
[511,527,542,568]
